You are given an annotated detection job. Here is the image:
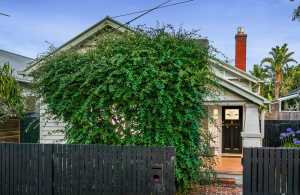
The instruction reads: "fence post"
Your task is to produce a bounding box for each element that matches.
[243,148,251,195]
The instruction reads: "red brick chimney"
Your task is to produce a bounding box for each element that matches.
[235,27,247,71]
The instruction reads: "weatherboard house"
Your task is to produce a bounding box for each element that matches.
[22,17,269,184]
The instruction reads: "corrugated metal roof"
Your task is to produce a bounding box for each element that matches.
[288,87,300,96]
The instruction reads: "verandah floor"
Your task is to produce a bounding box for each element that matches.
[214,154,243,174]
[213,154,243,185]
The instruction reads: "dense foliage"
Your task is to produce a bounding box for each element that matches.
[34,26,216,191]
[251,44,298,100]
[0,63,23,123]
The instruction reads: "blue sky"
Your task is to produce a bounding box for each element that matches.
[0,0,300,71]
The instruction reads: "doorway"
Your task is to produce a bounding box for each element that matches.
[222,106,243,153]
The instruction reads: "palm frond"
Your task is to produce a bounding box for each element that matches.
[261,57,274,65]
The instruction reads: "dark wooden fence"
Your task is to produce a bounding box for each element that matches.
[243,147,300,195]
[0,119,20,143]
[266,111,300,120]
[264,120,300,147]
[0,143,176,195]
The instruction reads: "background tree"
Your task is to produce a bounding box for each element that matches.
[261,43,297,99]
[291,0,300,20]
[0,63,23,123]
[250,64,273,100]
[283,64,300,92]
[34,26,216,191]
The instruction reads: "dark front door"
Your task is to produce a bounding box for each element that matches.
[222,106,242,153]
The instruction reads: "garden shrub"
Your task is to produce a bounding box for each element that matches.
[34,26,216,191]
[0,63,23,123]
[280,127,300,147]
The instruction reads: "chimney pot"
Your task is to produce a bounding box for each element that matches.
[237,26,245,34]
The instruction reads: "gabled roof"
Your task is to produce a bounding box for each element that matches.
[215,75,270,106]
[211,58,262,84]
[22,16,132,75]
[20,16,268,105]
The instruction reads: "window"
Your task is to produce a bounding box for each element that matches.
[225,109,239,120]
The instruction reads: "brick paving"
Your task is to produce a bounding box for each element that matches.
[189,184,242,195]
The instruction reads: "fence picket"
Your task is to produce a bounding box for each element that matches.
[243,149,249,195]
[269,148,275,194]
[281,149,288,193]
[287,149,294,195]
[251,148,258,195]
[294,149,300,195]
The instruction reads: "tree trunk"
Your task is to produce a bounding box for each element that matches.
[274,71,282,99]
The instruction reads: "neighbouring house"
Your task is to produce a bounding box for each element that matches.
[271,87,300,112]
[21,17,269,184]
[0,49,33,143]
[266,87,300,120]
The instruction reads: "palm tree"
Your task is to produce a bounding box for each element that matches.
[250,64,268,80]
[289,0,300,21]
[250,64,273,99]
[261,43,297,99]
[292,3,300,21]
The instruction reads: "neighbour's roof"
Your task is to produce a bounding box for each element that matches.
[288,87,300,96]
[0,49,32,72]
[275,87,300,102]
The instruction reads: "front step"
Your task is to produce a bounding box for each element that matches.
[214,155,243,185]
[218,177,236,185]
[216,171,243,185]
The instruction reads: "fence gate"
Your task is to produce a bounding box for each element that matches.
[243,147,300,195]
[0,144,176,195]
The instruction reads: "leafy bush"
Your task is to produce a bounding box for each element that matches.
[34,26,216,191]
[0,63,23,123]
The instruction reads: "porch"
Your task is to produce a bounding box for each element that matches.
[214,154,243,185]
[204,103,263,184]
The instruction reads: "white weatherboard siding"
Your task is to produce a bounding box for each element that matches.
[40,104,65,143]
[207,105,222,155]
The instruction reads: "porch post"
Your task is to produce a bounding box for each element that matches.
[241,103,262,147]
[260,110,265,139]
